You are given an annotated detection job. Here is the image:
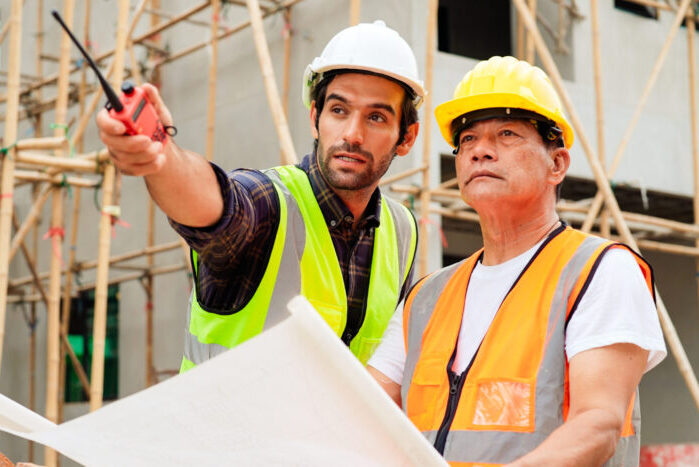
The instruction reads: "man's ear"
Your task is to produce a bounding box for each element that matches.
[309,101,319,140]
[549,147,570,186]
[395,122,420,157]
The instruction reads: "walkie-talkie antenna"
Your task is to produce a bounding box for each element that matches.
[51,9,123,112]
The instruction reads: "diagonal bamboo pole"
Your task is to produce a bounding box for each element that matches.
[418,0,439,277]
[90,0,129,412]
[512,0,699,413]
[581,0,693,232]
[245,0,297,165]
[0,0,25,376]
[9,185,54,263]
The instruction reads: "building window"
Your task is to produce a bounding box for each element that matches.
[438,0,512,60]
[614,0,658,19]
[64,285,119,403]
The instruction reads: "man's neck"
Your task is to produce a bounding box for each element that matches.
[333,184,377,223]
[478,206,560,266]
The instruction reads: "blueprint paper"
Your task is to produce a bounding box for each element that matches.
[0,296,447,467]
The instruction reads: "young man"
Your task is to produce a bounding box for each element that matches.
[96,21,423,369]
[368,56,666,466]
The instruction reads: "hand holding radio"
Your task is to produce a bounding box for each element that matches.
[97,83,175,176]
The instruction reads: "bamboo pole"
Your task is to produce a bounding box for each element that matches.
[418,0,439,277]
[350,0,361,25]
[45,1,75,463]
[0,0,25,377]
[379,165,428,186]
[688,12,699,347]
[15,151,108,173]
[282,7,292,119]
[526,0,537,64]
[205,0,220,161]
[512,0,699,413]
[15,137,68,151]
[245,0,298,165]
[581,0,693,232]
[9,185,54,264]
[13,170,99,188]
[590,0,611,237]
[90,0,129,412]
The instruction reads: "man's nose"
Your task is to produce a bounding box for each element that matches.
[469,136,497,162]
[343,113,364,146]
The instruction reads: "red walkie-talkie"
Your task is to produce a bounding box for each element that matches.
[52,10,176,143]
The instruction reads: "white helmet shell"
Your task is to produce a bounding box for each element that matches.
[302,20,425,109]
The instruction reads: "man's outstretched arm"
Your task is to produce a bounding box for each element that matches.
[96,83,223,227]
[507,343,648,467]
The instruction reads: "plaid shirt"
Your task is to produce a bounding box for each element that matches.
[170,152,414,344]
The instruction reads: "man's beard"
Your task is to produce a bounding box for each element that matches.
[317,139,397,191]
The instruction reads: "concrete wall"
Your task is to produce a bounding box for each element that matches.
[0,0,698,463]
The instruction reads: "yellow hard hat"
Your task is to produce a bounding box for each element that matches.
[434,56,574,149]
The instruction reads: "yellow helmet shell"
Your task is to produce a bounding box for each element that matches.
[434,56,574,149]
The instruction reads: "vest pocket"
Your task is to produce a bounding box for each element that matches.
[472,378,534,430]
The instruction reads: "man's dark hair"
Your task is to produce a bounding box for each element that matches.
[310,69,419,150]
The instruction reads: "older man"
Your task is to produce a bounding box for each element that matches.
[97,21,423,369]
[368,56,666,466]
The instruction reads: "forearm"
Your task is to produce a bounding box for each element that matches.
[144,143,223,227]
[507,409,621,467]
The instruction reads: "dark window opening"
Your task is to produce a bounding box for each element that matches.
[614,0,658,19]
[438,0,512,60]
[64,285,119,403]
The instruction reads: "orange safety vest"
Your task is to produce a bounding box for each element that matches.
[401,226,655,466]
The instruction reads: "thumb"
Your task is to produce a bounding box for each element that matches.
[141,83,173,127]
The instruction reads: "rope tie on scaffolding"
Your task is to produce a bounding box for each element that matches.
[43,226,66,266]
[102,204,131,238]
[0,141,17,160]
[49,122,76,158]
[59,173,73,199]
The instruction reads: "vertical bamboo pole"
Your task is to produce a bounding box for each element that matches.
[45,1,75,464]
[418,0,439,277]
[28,0,44,461]
[282,7,292,119]
[516,11,525,59]
[245,0,298,165]
[90,0,129,412]
[206,0,220,161]
[688,13,699,336]
[513,0,699,413]
[146,0,161,388]
[590,0,610,237]
[526,0,537,64]
[59,0,91,424]
[0,0,24,377]
[350,0,361,25]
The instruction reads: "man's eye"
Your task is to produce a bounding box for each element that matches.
[501,129,515,137]
[460,134,474,144]
[330,106,345,114]
[369,113,386,123]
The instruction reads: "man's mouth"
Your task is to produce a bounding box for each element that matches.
[467,170,500,184]
[334,154,365,163]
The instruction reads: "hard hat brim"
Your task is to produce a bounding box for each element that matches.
[435,93,574,149]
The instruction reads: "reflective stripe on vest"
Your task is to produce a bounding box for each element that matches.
[181,165,417,370]
[401,227,654,466]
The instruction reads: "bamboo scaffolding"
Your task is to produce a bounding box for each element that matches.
[581,0,693,232]
[0,0,25,376]
[688,11,699,349]
[418,0,438,277]
[89,0,129,412]
[245,0,298,165]
[513,0,699,412]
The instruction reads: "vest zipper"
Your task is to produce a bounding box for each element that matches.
[433,369,466,455]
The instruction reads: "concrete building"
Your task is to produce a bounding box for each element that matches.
[0,0,697,464]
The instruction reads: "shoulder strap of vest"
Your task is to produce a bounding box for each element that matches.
[382,195,418,288]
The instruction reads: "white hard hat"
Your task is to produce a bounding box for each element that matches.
[302,20,425,109]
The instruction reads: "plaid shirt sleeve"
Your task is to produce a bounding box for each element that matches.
[169,162,280,311]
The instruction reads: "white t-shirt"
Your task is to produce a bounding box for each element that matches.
[368,241,667,384]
